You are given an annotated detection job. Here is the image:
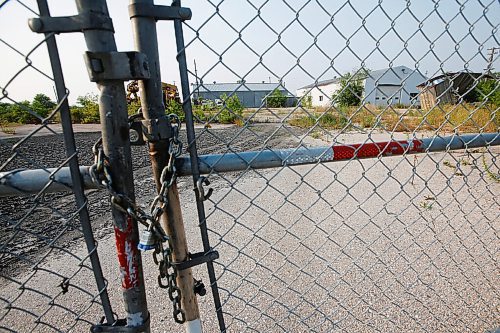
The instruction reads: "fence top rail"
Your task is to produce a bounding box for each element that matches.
[1,132,498,197]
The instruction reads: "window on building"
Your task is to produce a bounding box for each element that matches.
[410,92,418,99]
[375,97,380,100]
[395,97,399,100]
[319,96,323,101]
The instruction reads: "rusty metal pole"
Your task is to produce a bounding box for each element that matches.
[74,0,150,331]
[128,0,201,331]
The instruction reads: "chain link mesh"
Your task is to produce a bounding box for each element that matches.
[0,1,113,331]
[0,0,498,332]
[180,1,499,332]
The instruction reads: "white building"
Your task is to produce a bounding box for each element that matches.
[363,66,426,106]
[296,78,341,107]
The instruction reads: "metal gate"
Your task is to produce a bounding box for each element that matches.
[1,0,499,332]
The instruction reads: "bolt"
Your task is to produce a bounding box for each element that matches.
[179,8,192,20]
[193,279,206,296]
[28,18,43,32]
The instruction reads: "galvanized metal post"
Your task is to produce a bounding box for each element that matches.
[128,0,202,331]
[172,1,226,331]
[74,0,149,330]
[35,0,114,324]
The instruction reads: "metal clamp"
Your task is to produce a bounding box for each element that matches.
[141,117,173,142]
[172,251,219,271]
[129,3,192,21]
[196,176,213,201]
[29,12,114,34]
[91,314,150,333]
[84,51,150,82]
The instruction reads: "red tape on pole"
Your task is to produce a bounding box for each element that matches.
[332,139,424,160]
[114,216,141,289]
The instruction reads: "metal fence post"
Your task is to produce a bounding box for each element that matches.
[172,1,226,331]
[74,0,149,330]
[128,0,201,331]
[35,0,115,324]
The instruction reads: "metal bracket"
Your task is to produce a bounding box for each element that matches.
[129,121,146,146]
[128,3,192,21]
[84,51,150,82]
[172,251,219,271]
[91,314,150,333]
[28,12,114,34]
[197,176,213,201]
[141,117,172,142]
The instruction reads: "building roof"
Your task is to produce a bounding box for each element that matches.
[298,78,340,90]
[367,65,426,85]
[193,82,286,93]
[416,71,490,87]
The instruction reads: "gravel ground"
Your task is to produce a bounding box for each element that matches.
[0,124,499,332]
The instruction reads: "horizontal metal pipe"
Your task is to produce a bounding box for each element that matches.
[1,133,498,197]
[0,166,100,196]
[177,132,500,175]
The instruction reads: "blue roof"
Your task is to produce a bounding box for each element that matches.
[193,82,286,93]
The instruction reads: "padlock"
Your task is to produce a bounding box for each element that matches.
[138,229,157,251]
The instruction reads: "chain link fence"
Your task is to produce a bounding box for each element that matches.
[0,1,113,331]
[180,0,499,332]
[0,0,499,332]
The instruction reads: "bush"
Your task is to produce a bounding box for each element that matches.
[72,94,100,123]
[165,99,185,122]
[332,73,364,107]
[289,112,348,129]
[267,89,287,108]
[474,79,500,106]
[0,93,57,124]
[218,93,243,123]
[128,100,142,116]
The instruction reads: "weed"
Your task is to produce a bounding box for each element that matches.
[460,158,472,166]
[0,120,17,135]
[443,160,454,168]
[420,200,434,210]
[311,131,322,139]
[482,154,500,182]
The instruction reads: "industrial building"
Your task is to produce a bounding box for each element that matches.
[364,66,426,106]
[192,82,296,108]
[296,78,341,107]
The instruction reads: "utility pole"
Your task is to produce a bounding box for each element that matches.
[194,59,199,102]
[484,47,499,75]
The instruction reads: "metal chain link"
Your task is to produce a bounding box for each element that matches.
[89,113,185,324]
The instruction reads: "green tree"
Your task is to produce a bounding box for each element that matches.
[474,79,500,106]
[267,89,287,108]
[31,93,56,119]
[219,93,244,123]
[332,72,364,107]
[72,93,100,123]
[9,101,35,124]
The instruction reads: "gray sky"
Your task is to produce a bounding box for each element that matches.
[0,0,498,104]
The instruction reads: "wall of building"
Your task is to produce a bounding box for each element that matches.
[364,68,426,106]
[296,82,341,107]
[196,90,295,108]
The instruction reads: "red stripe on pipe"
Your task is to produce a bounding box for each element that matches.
[114,216,140,289]
[332,139,424,160]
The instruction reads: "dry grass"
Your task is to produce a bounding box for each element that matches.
[0,121,17,135]
[288,103,499,134]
